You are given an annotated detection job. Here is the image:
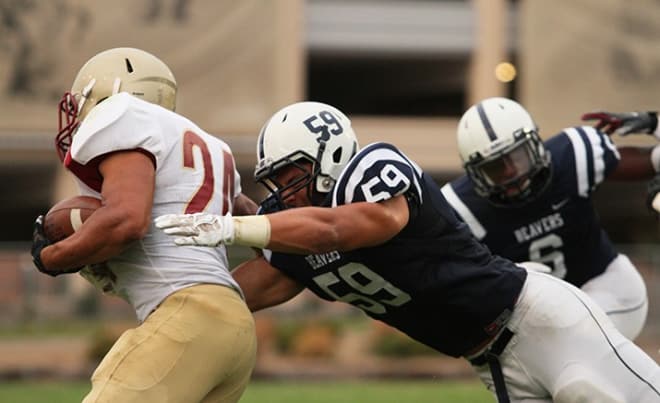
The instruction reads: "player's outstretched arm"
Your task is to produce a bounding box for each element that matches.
[232,256,304,312]
[580,111,660,181]
[156,195,410,254]
[267,196,409,253]
[607,147,656,181]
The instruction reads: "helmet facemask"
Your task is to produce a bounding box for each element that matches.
[256,138,343,210]
[56,92,79,161]
[256,151,320,210]
[56,77,100,161]
[465,128,551,206]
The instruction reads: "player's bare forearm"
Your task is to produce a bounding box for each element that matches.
[232,256,304,312]
[41,151,155,270]
[233,193,259,216]
[266,196,409,254]
[608,147,655,181]
[40,204,146,270]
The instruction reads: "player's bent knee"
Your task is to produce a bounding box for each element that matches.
[553,379,624,403]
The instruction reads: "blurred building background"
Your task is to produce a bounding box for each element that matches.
[0,0,658,379]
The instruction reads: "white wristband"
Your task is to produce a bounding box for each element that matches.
[651,144,660,173]
[231,215,271,249]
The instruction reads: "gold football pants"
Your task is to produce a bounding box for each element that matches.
[83,284,256,403]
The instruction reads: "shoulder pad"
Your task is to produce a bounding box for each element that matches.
[75,93,132,143]
[332,142,423,206]
[71,93,162,165]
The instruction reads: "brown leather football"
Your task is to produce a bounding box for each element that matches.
[44,196,103,242]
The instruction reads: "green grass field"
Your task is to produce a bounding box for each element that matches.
[0,379,494,403]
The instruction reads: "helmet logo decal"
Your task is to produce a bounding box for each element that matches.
[303,110,344,143]
[476,102,498,140]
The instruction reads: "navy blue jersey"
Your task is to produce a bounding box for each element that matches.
[441,126,620,287]
[263,143,527,358]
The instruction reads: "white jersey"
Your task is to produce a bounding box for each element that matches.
[64,93,242,321]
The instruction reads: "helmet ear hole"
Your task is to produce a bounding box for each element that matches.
[332,147,343,163]
[125,58,134,73]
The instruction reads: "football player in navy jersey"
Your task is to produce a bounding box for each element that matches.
[156,101,660,402]
[440,97,653,341]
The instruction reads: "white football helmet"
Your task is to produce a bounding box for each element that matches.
[56,47,177,161]
[457,97,551,205]
[255,101,359,208]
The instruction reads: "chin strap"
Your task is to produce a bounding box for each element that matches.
[112,77,121,95]
[77,78,96,115]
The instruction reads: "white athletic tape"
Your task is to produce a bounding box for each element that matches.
[70,208,83,231]
[233,215,271,249]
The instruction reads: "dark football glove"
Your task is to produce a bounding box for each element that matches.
[31,215,80,277]
[647,173,660,215]
[31,215,54,275]
[581,111,658,136]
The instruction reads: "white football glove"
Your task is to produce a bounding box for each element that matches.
[155,213,235,246]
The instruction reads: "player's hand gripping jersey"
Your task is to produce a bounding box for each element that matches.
[65,93,242,321]
[442,126,620,286]
[263,143,527,358]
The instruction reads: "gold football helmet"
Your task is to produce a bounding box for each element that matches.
[56,47,177,161]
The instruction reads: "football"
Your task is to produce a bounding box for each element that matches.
[43,196,103,242]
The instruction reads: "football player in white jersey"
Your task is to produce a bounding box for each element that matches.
[30,48,256,403]
[156,101,660,403]
[440,98,653,341]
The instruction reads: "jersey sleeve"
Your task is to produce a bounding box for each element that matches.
[440,179,487,240]
[331,142,424,207]
[559,126,620,197]
[70,93,164,166]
